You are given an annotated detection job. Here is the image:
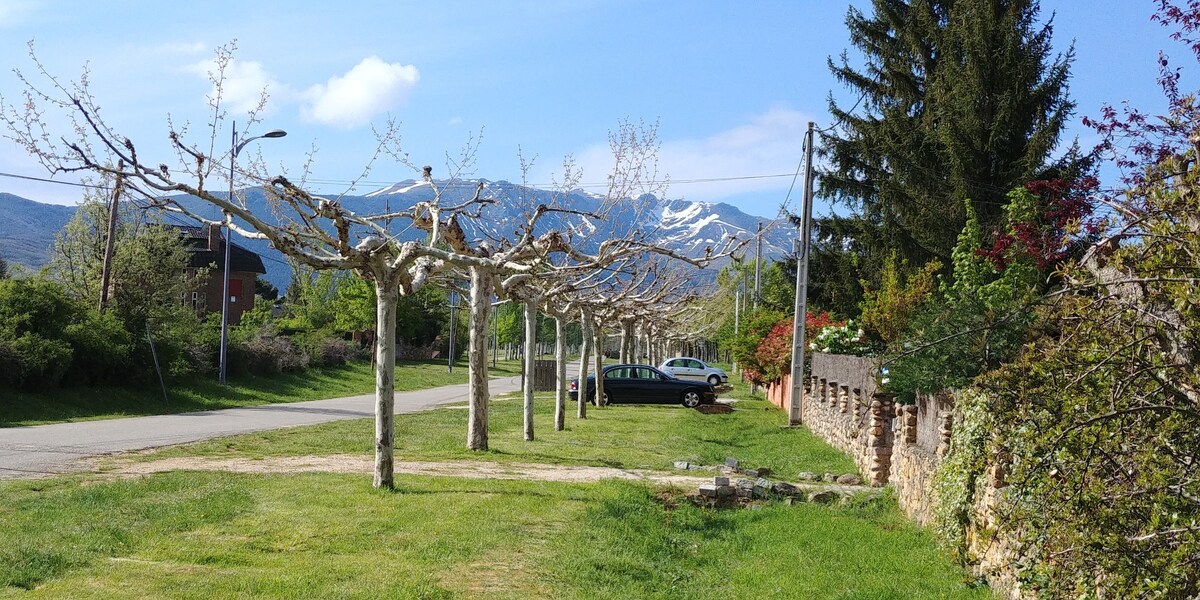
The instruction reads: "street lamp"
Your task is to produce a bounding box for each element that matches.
[219,122,286,385]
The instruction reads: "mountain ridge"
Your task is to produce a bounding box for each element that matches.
[0,181,795,290]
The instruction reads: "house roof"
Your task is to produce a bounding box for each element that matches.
[175,225,267,275]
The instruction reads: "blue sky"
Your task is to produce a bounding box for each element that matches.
[0,0,1185,219]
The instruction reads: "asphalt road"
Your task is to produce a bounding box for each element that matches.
[0,372,526,480]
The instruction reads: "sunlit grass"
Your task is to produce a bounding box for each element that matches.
[133,375,857,478]
[0,472,990,599]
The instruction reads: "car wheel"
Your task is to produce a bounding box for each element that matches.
[600,390,611,406]
[682,390,702,408]
[707,374,721,386]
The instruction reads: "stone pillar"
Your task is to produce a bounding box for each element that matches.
[866,392,895,486]
[902,404,918,445]
[936,411,953,458]
[827,380,839,409]
[819,378,828,409]
[852,388,863,419]
[839,384,850,414]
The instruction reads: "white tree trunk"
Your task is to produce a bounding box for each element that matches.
[373,281,398,489]
[577,312,591,419]
[523,300,537,441]
[592,318,606,406]
[644,324,653,366]
[554,315,567,431]
[467,267,492,451]
[624,321,633,362]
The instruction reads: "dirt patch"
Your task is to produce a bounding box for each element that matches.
[97,454,714,487]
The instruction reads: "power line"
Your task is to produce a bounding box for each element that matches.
[0,170,99,188]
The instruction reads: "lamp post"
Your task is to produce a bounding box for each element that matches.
[219,122,286,385]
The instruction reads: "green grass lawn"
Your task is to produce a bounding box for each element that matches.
[0,472,989,599]
[134,385,857,477]
[0,369,992,598]
[0,359,523,427]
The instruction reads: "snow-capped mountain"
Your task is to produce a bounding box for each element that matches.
[1,180,797,291]
[359,178,795,261]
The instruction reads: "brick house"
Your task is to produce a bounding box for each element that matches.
[178,224,267,325]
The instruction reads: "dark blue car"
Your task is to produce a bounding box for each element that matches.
[569,364,718,408]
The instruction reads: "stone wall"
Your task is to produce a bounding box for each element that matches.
[889,391,955,524]
[766,355,894,487]
[771,354,1023,599]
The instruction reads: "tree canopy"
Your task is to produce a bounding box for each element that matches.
[820,0,1077,273]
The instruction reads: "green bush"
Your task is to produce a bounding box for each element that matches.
[0,333,73,388]
[0,279,76,339]
[62,311,134,385]
[884,196,1039,403]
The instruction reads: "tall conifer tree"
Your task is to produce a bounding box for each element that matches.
[820,0,1075,270]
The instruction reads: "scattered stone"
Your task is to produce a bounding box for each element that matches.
[699,484,719,498]
[716,485,735,498]
[755,467,773,477]
[738,467,760,477]
[673,461,691,470]
[809,490,839,504]
[822,472,837,483]
[784,496,799,506]
[735,478,756,498]
[771,481,800,496]
[836,473,862,486]
[797,471,818,481]
[714,476,730,486]
[753,478,772,499]
[724,457,739,469]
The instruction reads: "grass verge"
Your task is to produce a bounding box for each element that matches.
[0,472,990,599]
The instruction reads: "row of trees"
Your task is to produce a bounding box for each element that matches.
[1,43,739,490]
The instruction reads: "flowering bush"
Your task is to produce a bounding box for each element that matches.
[752,319,796,383]
[809,320,873,356]
[740,312,876,384]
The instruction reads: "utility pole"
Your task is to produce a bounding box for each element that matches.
[753,222,762,309]
[788,122,816,426]
[98,163,125,312]
[732,287,741,374]
[448,289,458,373]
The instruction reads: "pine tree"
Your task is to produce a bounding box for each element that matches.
[820,0,1075,270]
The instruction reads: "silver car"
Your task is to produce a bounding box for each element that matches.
[658,357,728,386]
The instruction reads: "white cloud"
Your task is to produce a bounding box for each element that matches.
[447,116,463,126]
[188,58,292,115]
[567,107,811,207]
[301,56,419,129]
[0,0,38,27]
